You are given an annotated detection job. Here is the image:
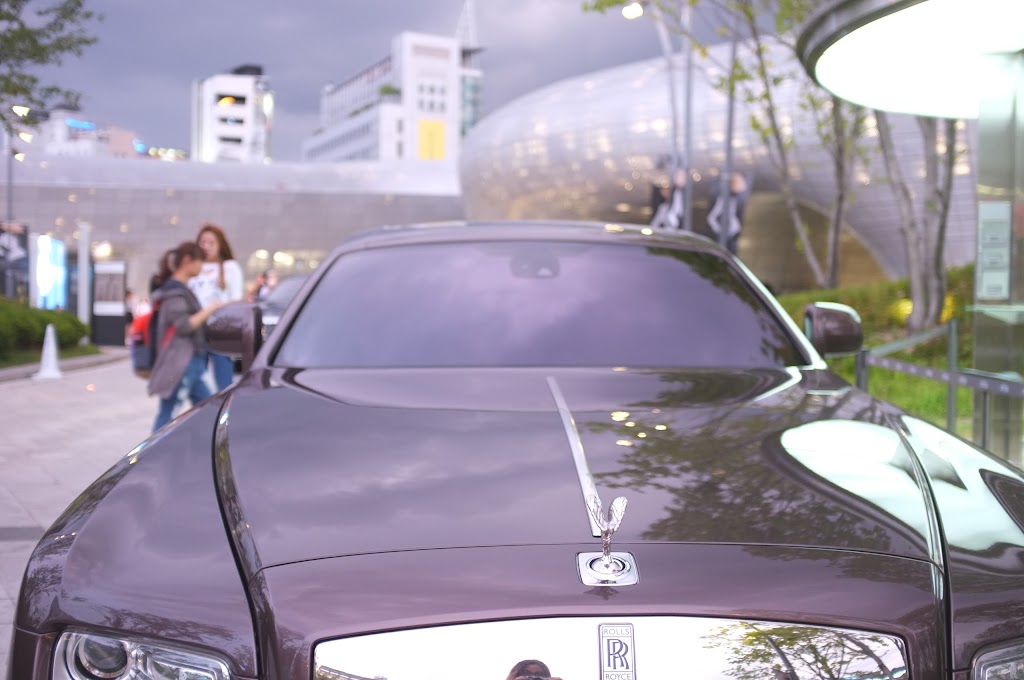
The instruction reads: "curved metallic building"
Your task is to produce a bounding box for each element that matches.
[460,41,977,290]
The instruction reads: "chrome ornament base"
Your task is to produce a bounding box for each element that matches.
[578,551,639,586]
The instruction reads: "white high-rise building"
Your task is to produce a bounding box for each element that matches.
[303,28,482,163]
[457,0,483,137]
[191,65,274,163]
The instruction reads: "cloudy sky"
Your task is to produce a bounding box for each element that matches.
[41,0,689,161]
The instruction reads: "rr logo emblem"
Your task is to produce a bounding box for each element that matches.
[607,639,630,669]
[599,624,635,680]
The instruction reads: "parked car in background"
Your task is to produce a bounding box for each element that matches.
[257,273,309,337]
[9,220,1024,680]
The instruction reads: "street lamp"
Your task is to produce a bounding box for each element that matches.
[624,0,695,233]
[621,2,644,20]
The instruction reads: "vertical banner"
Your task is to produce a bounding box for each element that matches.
[976,201,1012,301]
[92,260,128,346]
[32,234,68,309]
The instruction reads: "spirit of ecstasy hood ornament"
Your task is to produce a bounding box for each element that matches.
[577,492,637,586]
[587,494,628,568]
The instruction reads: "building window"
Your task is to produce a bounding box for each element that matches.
[218,136,243,144]
[396,119,403,133]
[412,45,450,59]
[397,141,403,158]
[216,94,247,106]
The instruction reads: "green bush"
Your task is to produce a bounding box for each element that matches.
[36,310,89,348]
[0,299,45,346]
[0,299,89,350]
[777,264,974,357]
[0,318,14,358]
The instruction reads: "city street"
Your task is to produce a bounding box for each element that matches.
[0,353,156,678]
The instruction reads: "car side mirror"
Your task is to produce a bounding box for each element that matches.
[803,302,863,357]
[207,302,264,372]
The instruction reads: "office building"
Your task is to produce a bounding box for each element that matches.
[457,0,483,137]
[191,64,274,163]
[24,108,146,159]
[303,30,481,163]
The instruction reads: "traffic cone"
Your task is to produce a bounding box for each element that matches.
[32,323,63,380]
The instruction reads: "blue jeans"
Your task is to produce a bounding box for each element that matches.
[209,351,235,391]
[153,354,213,432]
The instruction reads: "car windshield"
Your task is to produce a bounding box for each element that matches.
[273,240,807,368]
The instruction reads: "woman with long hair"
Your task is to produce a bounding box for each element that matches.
[148,241,224,432]
[189,223,244,390]
[148,248,175,294]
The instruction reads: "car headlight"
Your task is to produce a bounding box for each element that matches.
[53,631,231,680]
[973,642,1024,680]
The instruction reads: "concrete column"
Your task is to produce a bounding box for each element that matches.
[973,51,1024,463]
[77,221,91,342]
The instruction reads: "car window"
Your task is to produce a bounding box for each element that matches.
[273,241,806,368]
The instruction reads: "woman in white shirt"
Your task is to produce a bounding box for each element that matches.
[190,223,244,390]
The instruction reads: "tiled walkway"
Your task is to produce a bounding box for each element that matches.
[0,354,156,678]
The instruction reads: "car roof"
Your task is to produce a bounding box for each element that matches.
[335,219,724,254]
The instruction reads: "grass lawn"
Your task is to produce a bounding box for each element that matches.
[826,354,975,438]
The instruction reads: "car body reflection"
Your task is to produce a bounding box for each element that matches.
[314,617,907,680]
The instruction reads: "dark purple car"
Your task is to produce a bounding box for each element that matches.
[9,221,1024,680]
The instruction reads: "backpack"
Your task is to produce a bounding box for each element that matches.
[130,303,174,378]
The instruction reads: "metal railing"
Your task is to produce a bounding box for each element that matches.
[854,319,1024,449]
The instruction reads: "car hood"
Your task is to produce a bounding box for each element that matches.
[216,366,934,576]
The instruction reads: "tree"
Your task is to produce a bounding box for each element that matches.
[873,111,957,332]
[727,0,830,287]
[584,0,871,288]
[801,91,868,289]
[0,0,100,133]
[704,623,905,680]
[587,1,964,323]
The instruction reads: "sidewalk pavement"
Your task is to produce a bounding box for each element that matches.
[0,344,131,383]
[0,352,158,678]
